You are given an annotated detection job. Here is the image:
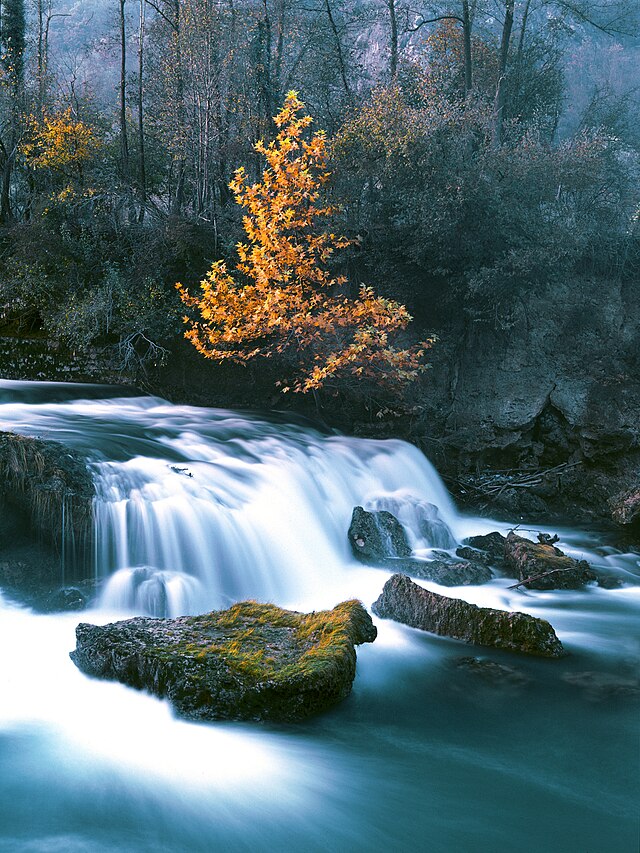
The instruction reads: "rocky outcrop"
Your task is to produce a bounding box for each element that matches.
[609,487,640,527]
[504,532,596,590]
[415,276,640,526]
[0,431,94,552]
[70,599,377,722]
[348,506,411,562]
[372,574,564,657]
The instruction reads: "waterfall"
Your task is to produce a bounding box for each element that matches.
[0,380,461,616]
[92,416,461,615]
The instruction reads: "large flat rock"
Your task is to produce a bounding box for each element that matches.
[70,599,377,722]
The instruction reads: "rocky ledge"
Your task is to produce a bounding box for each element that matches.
[372,574,564,658]
[70,599,377,722]
[0,431,94,551]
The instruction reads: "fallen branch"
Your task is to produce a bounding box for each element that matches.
[452,460,583,498]
[508,567,581,589]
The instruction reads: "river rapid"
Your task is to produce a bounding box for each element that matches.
[0,380,638,853]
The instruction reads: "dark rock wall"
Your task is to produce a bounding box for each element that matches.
[419,276,640,525]
[429,278,639,465]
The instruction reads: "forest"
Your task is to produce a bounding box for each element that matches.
[0,0,638,401]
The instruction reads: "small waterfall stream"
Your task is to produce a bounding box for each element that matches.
[0,380,638,853]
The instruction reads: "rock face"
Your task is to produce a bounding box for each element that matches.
[504,532,596,590]
[609,487,640,526]
[372,574,564,657]
[348,506,411,562]
[70,599,377,722]
[421,276,640,525]
[0,431,94,553]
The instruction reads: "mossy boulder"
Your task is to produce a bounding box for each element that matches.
[504,532,596,590]
[70,599,377,722]
[372,574,564,658]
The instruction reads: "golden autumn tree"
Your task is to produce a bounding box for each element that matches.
[177,92,431,393]
[21,109,99,184]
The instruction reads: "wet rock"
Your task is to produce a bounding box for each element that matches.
[40,586,87,612]
[0,431,94,552]
[366,496,456,549]
[348,506,411,562]
[504,532,597,590]
[455,546,494,567]
[390,557,493,586]
[70,599,377,723]
[372,574,564,658]
[562,671,640,703]
[609,487,640,527]
[463,532,507,558]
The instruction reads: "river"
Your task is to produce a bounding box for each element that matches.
[0,380,638,852]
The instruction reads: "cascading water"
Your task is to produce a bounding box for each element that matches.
[0,380,638,853]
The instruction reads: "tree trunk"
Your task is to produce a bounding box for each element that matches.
[119,0,130,183]
[461,0,473,95]
[325,0,351,98]
[387,0,398,80]
[492,0,514,148]
[137,0,147,221]
[171,0,187,215]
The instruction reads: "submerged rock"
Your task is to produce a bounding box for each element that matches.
[70,599,377,722]
[348,506,411,562]
[504,532,596,590]
[451,656,530,690]
[382,556,493,586]
[365,496,456,549]
[372,574,564,657]
[562,671,640,703]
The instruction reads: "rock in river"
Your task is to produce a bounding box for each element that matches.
[70,599,377,722]
[385,556,493,586]
[504,532,596,590]
[372,574,564,658]
[348,506,411,562]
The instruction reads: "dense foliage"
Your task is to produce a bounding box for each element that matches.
[0,0,637,388]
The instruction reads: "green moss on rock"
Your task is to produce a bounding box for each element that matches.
[70,599,377,722]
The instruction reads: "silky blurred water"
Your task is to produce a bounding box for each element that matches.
[0,380,638,853]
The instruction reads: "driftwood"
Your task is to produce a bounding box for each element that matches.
[508,567,582,590]
[448,461,582,499]
[537,533,559,546]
